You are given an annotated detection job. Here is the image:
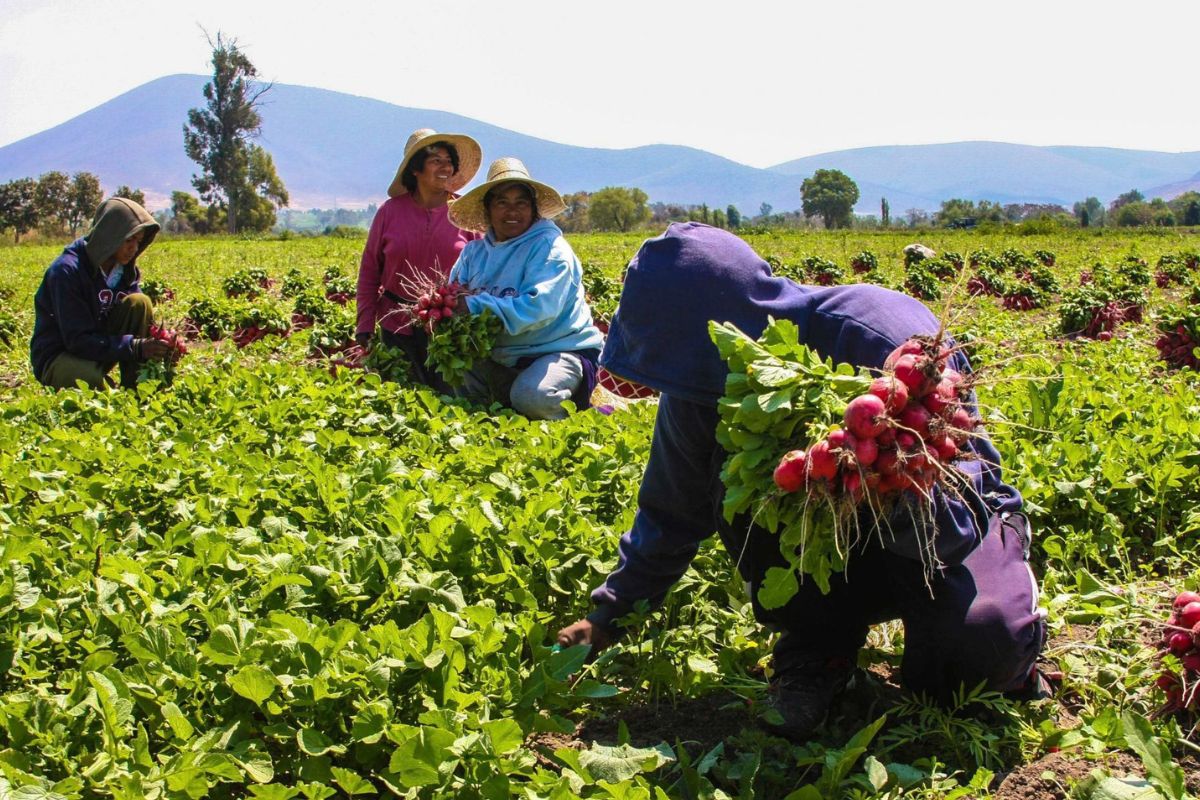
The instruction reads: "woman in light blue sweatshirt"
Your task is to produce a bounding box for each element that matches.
[448,158,604,419]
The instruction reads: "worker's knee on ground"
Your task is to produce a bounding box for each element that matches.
[509,354,583,420]
[120,293,154,315]
[40,352,109,390]
[510,378,573,420]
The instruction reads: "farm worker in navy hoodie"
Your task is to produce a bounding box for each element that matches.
[557,223,1047,740]
[31,197,170,389]
[446,158,604,419]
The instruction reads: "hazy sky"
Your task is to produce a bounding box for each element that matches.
[2,0,1197,167]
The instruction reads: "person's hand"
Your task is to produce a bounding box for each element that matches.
[355,332,372,352]
[137,337,172,360]
[556,619,614,654]
[455,294,469,315]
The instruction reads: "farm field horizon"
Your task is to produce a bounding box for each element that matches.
[2,227,1200,798]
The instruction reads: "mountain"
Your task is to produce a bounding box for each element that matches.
[0,74,806,213]
[2,74,1198,215]
[1145,172,1200,201]
[770,143,1200,210]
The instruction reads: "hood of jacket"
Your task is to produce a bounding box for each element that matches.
[600,222,945,405]
[84,197,160,270]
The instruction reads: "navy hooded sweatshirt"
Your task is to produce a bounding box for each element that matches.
[589,222,1022,630]
[30,198,158,382]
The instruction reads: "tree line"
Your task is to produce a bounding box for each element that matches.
[0,32,289,243]
[0,172,146,244]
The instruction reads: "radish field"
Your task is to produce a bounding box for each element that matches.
[1,228,1199,799]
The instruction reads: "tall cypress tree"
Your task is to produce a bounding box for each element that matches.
[183,33,286,233]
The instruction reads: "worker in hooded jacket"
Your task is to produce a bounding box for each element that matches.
[557,222,1048,740]
[31,197,171,389]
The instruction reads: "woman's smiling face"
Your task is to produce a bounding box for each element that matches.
[414,146,456,195]
[487,183,535,242]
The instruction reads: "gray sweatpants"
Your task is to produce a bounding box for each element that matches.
[460,352,584,420]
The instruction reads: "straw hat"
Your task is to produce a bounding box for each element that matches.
[387,128,482,198]
[448,157,567,233]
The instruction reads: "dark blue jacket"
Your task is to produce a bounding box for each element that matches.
[31,239,142,381]
[590,223,1022,629]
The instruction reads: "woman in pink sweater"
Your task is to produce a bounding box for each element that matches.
[356,128,482,389]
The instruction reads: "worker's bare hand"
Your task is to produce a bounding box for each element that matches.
[138,338,173,359]
[556,619,613,654]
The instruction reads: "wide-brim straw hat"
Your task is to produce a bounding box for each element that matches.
[387,128,482,198]
[448,157,568,233]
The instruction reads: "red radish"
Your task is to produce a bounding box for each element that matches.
[912,465,940,491]
[875,448,900,476]
[417,296,431,310]
[1181,601,1200,628]
[884,339,924,370]
[807,440,838,481]
[826,428,849,449]
[1174,591,1200,610]
[896,431,918,450]
[428,308,443,322]
[922,379,957,415]
[877,473,904,494]
[773,450,809,493]
[949,407,973,431]
[1183,653,1200,671]
[899,403,933,438]
[869,377,909,414]
[891,353,928,393]
[441,306,455,318]
[1169,632,1193,654]
[854,436,879,467]
[905,450,928,471]
[844,394,889,439]
[842,471,863,499]
[877,427,897,447]
[931,435,959,461]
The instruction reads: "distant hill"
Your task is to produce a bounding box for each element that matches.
[0,75,807,213]
[1,74,1198,215]
[1145,172,1200,201]
[770,143,1200,210]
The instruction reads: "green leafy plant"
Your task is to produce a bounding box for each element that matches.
[426,308,504,388]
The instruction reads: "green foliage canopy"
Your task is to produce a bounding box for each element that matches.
[800,169,859,229]
[183,32,288,234]
[587,186,651,232]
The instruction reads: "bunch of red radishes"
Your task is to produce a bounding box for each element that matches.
[773,337,977,501]
[147,324,188,359]
[1156,323,1200,370]
[1002,292,1038,311]
[1157,590,1200,714]
[412,281,465,329]
[1082,302,1128,341]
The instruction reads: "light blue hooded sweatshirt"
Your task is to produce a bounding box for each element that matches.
[449,218,604,366]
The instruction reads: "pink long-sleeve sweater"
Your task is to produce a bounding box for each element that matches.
[356,193,479,336]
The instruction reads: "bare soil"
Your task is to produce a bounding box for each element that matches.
[993,752,1146,800]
